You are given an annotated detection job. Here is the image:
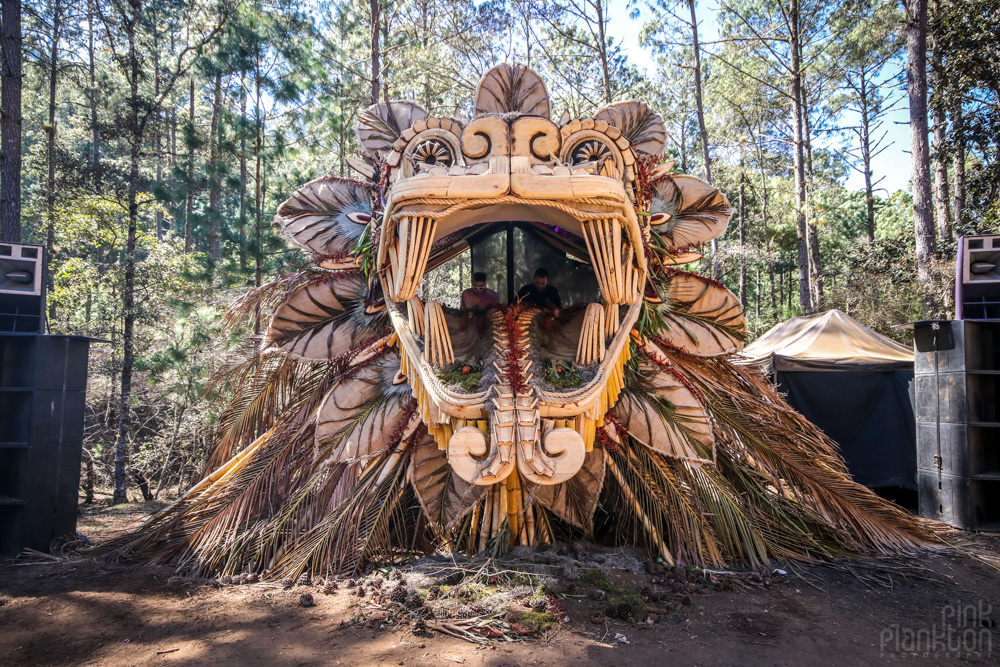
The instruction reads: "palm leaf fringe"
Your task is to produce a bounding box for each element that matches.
[101,309,931,578]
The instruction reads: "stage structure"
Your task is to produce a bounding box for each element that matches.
[109,65,928,577]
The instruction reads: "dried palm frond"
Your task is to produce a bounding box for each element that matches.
[474,63,550,117]
[266,273,387,361]
[410,436,485,538]
[594,101,666,157]
[663,348,928,555]
[275,176,372,257]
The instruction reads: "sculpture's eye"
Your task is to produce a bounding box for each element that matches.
[411,138,455,167]
[560,131,624,178]
[569,139,613,165]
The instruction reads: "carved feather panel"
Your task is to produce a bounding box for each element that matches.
[529,444,606,533]
[615,365,714,463]
[658,272,745,356]
[410,434,486,534]
[316,351,414,461]
[266,273,388,361]
[274,176,372,258]
[474,63,550,118]
[357,100,429,159]
[594,101,666,157]
[649,175,732,249]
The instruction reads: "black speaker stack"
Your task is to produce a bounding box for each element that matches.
[0,242,45,334]
[0,242,92,558]
[907,234,1000,531]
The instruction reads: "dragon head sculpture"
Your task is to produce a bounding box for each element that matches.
[105,64,929,576]
[267,63,745,541]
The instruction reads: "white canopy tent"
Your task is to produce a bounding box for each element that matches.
[739,309,916,491]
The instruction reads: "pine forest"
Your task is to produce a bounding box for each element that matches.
[0,0,997,505]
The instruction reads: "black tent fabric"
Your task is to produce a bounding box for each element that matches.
[776,370,917,489]
[740,310,917,491]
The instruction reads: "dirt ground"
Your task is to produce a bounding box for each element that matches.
[0,502,998,667]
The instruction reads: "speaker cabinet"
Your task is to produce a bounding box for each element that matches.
[0,334,91,558]
[912,320,1000,531]
[0,242,45,333]
[957,235,1000,320]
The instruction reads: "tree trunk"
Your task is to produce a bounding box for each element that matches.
[133,473,153,502]
[596,0,612,104]
[84,447,95,504]
[688,0,711,185]
[789,0,810,313]
[207,70,222,259]
[370,0,380,106]
[253,60,263,333]
[45,0,62,320]
[860,88,876,242]
[905,0,938,316]
[932,108,951,247]
[738,167,746,308]
[687,0,718,274]
[88,0,100,191]
[952,104,965,227]
[678,118,687,173]
[755,264,761,320]
[185,76,195,252]
[0,0,23,242]
[113,15,142,505]
[154,44,164,241]
[929,6,951,248]
[239,77,248,273]
[768,239,776,312]
[802,84,823,309]
[154,403,186,499]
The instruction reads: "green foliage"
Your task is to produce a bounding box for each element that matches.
[438,361,484,391]
[544,358,583,390]
[518,611,555,634]
[577,569,643,608]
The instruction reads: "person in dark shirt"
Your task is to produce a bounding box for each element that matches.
[517,267,561,316]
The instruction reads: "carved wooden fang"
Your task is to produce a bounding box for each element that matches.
[407,296,425,336]
[422,300,454,367]
[387,215,437,301]
[576,302,607,366]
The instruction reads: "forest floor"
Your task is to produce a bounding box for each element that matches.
[0,502,998,667]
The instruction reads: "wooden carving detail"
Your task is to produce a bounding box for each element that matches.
[649,175,732,249]
[266,273,386,361]
[474,63,550,118]
[422,300,455,366]
[274,176,372,260]
[268,62,744,536]
[576,303,606,365]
